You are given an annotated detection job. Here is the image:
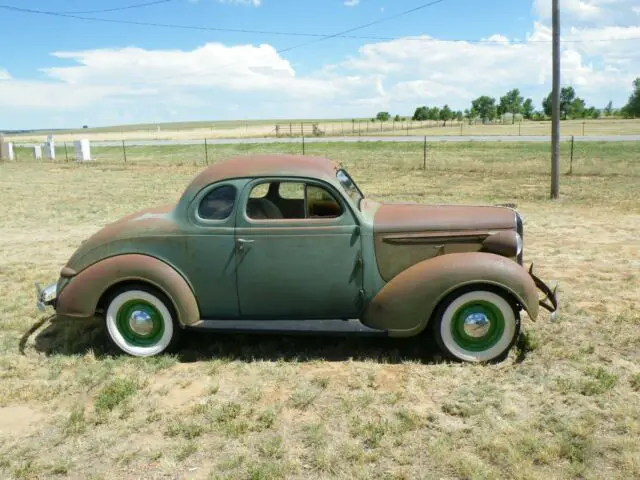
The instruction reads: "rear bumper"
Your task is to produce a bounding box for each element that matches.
[528,264,559,321]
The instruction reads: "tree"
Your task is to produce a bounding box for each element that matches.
[522,98,534,120]
[471,96,497,123]
[376,112,391,121]
[571,98,586,118]
[456,110,464,122]
[412,106,428,121]
[604,100,613,117]
[394,114,401,122]
[532,111,545,121]
[542,86,580,119]
[439,105,453,126]
[622,78,640,118]
[498,89,524,124]
[585,106,600,119]
[428,107,440,122]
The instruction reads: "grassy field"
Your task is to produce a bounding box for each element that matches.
[0,141,639,479]
[5,118,640,143]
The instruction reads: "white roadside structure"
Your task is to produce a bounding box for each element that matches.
[74,139,92,161]
[1,140,15,161]
[45,135,56,160]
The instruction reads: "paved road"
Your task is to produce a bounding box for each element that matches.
[19,134,640,148]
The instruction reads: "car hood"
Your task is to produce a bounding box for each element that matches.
[372,203,518,281]
[65,204,178,271]
[374,203,515,234]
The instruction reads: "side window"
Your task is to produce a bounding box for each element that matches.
[198,185,236,220]
[246,181,342,220]
[250,183,269,199]
[306,185,342,218]
[278,183,305,200]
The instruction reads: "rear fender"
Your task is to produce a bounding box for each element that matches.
[55,254,200,326]
[362,252,539,337]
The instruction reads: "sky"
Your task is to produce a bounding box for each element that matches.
[0,0,639,129]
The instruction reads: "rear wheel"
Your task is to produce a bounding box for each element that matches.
[433,288,520,363]
[105,285,179,357]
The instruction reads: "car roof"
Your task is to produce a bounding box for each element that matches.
[186,154,341,192]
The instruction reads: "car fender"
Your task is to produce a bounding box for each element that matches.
[55,254,200,326]
[361,252,539,337]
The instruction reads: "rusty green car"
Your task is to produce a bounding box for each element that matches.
[36,154,558,362]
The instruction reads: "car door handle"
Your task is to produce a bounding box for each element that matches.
[236,238,254,251]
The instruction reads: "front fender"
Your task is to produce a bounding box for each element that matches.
[362,252,539,337]
[55,254,200,326]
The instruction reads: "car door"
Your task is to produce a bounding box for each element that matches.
[235,178,363,319]
[182,180,241,319]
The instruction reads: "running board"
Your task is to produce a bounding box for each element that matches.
[187,319,388,337]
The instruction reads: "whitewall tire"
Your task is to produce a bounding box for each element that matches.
[105,286,178,357]
[433,289,520,363]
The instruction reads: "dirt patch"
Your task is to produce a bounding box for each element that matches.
[0,405,46,435]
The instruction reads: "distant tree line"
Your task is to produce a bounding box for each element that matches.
[372,77,639,124]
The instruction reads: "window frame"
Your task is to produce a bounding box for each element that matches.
[191,182,239,226]
[240,177,355,226]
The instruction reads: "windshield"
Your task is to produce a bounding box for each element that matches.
[336,169,364,209]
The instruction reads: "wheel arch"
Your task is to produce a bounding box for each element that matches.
[361,252,539,337]
[427,282,522,329]
[55,254,200,327]
[97,279,178,320]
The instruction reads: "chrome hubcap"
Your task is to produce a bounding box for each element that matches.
[463,312,491,338]
[128,310,154,336]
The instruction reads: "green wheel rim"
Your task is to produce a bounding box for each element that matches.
[450,300,505,352]
[115,299,165,347]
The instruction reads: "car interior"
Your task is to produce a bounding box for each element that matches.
[247,181,342,220]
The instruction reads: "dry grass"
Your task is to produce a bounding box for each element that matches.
[5,118,640,142]
[0,142,639,479]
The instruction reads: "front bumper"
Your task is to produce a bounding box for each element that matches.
[528,264,559,321]
[35,282,57,312]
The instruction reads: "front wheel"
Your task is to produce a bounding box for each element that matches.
[105,285,179,357]
[433,288,520,363]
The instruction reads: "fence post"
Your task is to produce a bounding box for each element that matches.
[204,138,209,165]
[64,142,69,161]
[302,135,305,155]
[569,135,574,175]
[582,121,585,136]
[122,140,127,164]
[423,136,427,170]
[519,122,521,136]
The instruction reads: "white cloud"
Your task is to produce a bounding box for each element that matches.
[218,0,262,6]
[534,0,640,24]
[1,0,639,128]
[344,0,360,6]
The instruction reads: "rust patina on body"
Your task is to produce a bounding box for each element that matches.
[37,154,558,362]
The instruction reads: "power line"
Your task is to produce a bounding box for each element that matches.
[157,0,452,82]
[52,0,176,15]
[0,4,637,44]
[278,0,449,54]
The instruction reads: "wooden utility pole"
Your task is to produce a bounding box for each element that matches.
[550,0,560,199]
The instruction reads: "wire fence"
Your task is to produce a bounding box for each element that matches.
[10,137,640,178]
[270,119,640,138]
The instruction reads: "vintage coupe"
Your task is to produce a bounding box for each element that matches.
[37,154,558,362]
